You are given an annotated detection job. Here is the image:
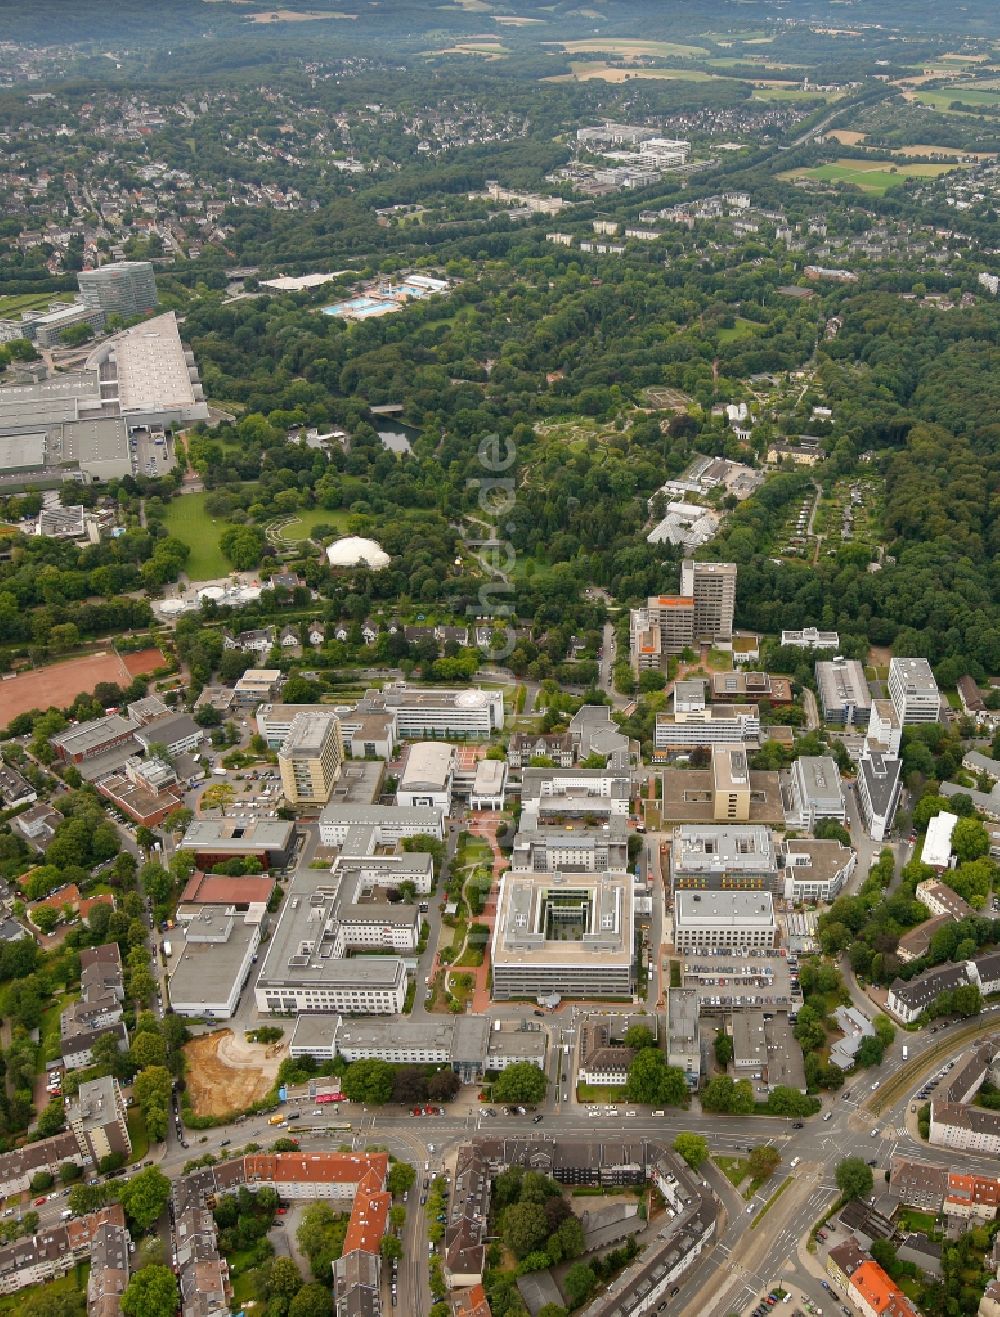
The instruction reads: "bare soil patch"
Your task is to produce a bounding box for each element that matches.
[183,1029,286,1117]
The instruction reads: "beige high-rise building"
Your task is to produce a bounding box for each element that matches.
[712,747,751,821]
[680,560,737,643]
[278,712,344,805]
[630,561,736,673]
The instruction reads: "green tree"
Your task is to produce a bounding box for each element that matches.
[120,1265,178,1317]
[673,1133,709,1170]
[714,1032,734,1067]
[288,1283,334,1317]
[493,1063,547,1105]
[387,1162,416,1196]
[835,1157,873,1201]
[500,1202,550,1258]
[563,1263,596,1307]
[380,1235,403,1261]
[748,1146,781,1181]
[118,1166,171,1233]
[341,1059,395,1105]
[953,817,989,863]
[623,1024,657,1051]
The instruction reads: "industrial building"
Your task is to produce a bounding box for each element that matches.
[0,312,205,487]
[177,818,298,871]
[780,755,846,830]
[511,818,629,873]
[167,905,264,1019]
[356,684,502,739]
[490,871,635,1001]
[278,712,344,805]
[396,742,455,811]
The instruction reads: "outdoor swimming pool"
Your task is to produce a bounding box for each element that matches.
[322,295,396,318]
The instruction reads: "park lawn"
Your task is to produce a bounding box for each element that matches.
[39,993,76,1068]
[127,1107,149,1162]
[266,507,351,546]
[717,318,760,343]
[780,158,963,193]
[161,492,230,580]
[752,87,835,101]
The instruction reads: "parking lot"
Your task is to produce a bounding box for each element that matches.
[130,426,177,478]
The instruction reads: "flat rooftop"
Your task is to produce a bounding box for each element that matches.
[169,909,259,1010]
[113,312,197,411]
[675,889,776,928]
[179,817,295,851]
[281,712,340,756]
[492,871,633,969]
[671,824,777,873]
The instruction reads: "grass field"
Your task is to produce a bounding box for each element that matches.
[753,86,836,101]
[913,85,1000,109]
[162,492,231,580]
[0,1267,88,1315]
[0,292,72,317]
[717,317,759,343]
[558,37,709,59]
[434,41,509,58]
[266,507,351,545]
[779,157,964,193]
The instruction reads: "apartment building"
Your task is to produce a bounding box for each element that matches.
[889,656,940,725]
[278,712,344,805]
[672,890,777,951]
[886,962,972,1024]
[66,1076,130,1165]
[60,942,126,1069]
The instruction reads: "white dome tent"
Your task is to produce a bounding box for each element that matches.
[325,535,391,570]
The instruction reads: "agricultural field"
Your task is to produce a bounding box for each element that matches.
[778,157,966,193]
[911,84,1000,109]
[553,62,721,83]
[161,491,231,580]
[752,86,838,102]
[557,37,709,59]
[434,40,509,58]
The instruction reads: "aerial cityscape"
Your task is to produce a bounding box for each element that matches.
[0,1,999,1316]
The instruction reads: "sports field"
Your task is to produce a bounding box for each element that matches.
[779,157,965,193]
[0,648,166,725]
[161,492,230,580]
[0,292,72,317]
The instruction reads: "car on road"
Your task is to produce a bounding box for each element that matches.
[792,1121,803,1129]
[670,1286,680,1297]
[34,1197,45,1206]
[823,1111,833,1121]
[532,1115,543,1124]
